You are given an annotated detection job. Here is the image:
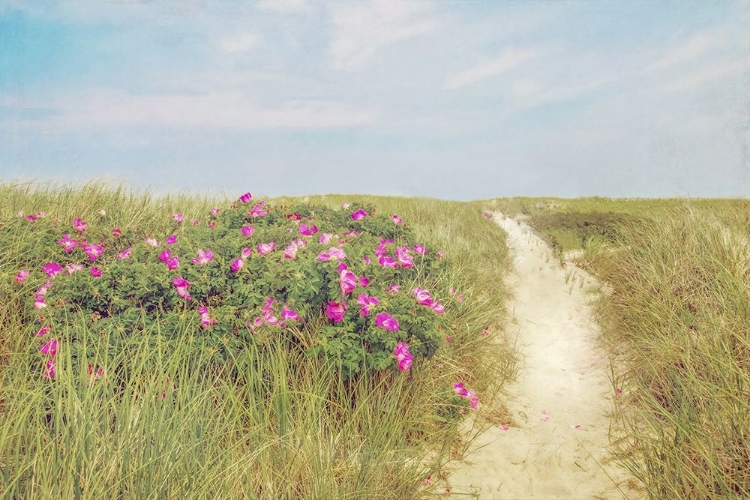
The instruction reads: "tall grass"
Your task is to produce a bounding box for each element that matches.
[585,207,750,498]
[0,182,514,498]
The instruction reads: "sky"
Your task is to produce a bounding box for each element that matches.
[0,0,749,200]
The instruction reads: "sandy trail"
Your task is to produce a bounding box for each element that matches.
[447,214,638,499]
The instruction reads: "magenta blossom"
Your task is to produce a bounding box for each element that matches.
[359,275,370,287]
[83,244,104,262]
[386,284,401,295]
[241,247,253,259]
[449,287,456,295]
[453,383,478,409]
[91,266,102,277]
[326,301,347,323]
[36,325,52,337]
[158,249,172,263]
[412,288,433,306]
[378,256,397,268]
[73,218,87,232]
[284,240,300,259]
[15,269,29,283]
[350,209,367,221]
[437,251,444,258]
[317,247,347,261]
[145,237,160,247]
[319,233,334,244]
[172,213,184,223]
[172,276,191,301]
[88,364,105,382]
[343,230,361,237]
[391,214,403,224]
[431,300,445,314]
[43,262,63,278]
[43,359,55,379]
[191,249,214,265]
[299,224,318,236]
[363,256,371,265]
[414,244,427,256]
[165,257,179,270]
[117,247,132,259]
[198,306,217,328]
[261,298,279,326]
[210,207,220,216]
[37,281,52,296]
[457,294,465,303]
[281,305,300,322]
[40,338,58,356]
[339,263,357,296]
[230,258,244,272]
[258,242,276,255]
[34,294,46,309]
[166,234,178,245]
[57,234,78,252]
[66,263,83,275]
[241,225,254,237]
[375,312,399,331]
[26,215,37,221]
[396,246,413,268]
[112,228,121,238]
[239,192,253,203]
[393,342,412,371]
[248,204,269,217]
[356,293,379,316]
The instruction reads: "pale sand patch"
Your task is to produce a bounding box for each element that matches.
[445,214,641,499]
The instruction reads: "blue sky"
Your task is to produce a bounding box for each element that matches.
[0,0,748,200]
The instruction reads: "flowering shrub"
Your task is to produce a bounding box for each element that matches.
[13,195,462,379]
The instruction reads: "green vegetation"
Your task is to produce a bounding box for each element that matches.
[0,182,514,499]
[492,197,750,498]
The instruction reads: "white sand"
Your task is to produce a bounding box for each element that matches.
[446,214,640,499]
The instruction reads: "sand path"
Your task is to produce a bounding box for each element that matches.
[447,214,638,499]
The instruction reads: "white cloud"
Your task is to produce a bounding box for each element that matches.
[256,0,308,14]
[219,33,258,53]
[442,47,542,90]
[329,0,440,71]
[661,58,748,93]
[13,91,378,130]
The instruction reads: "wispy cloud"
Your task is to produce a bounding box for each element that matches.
[329,0,440,71]
[442,47,543,90]
[661,58,748,93]
[219,33,258,53]
[256,0,308,14]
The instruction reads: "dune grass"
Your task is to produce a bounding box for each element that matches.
[492,197,750,498]
[0,182,514,499]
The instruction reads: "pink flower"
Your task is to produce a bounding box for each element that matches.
[40,338,58,356]
[378,256,397,268]
[326,301,347,323]
[350,209,367,221]
[198,306,217,328]
[414,244,426,255]
[343,231,361,237]
[261,298,279,326]
[90,266,102,277]
[83,244,104,261]
[231,258,244,272]
[431,301,445,314]
[341,203,350,209]
[43,359,55,379]
[453,383,468,397]
[26,215,37,221]
[37,281,52,295]
[359,276,370,287]
[317,247,347,261]
[166,234,178,245]
[437,251,444,258]
[299,224,318,236]
[457,294,465,303]
[239,192,253,203]
[356,293,379,316]
[449,287,456,295]
[111,228,121,238]
[210,207,220,216]
[34,294,46,309]
[284,240,299,259]
[117,247,132,259]
[64,263,82,274]
[391,214,403,224]
[193,219,200,226]
[375,239,391,257]
[393,342,412,371]
[386,284,401,295]
[15,269,29,283]
[73,218,87,232]
[281,306,300,322]
[396,246,413,268]
[258,242,276,255]
[191,249,214,265]
[319,233,334,244]
[43,262,62,278]
[375,312,399,331]
[248,204,269,217]
[57,234,78,252]
[158,249,172,263]
[241,225,254,237]
[36,325,52,337]
[172,213,184,223]
[172,276,191,301]
[208,221,216,229]
[87,363,105,381]
[166,257,179,270]
[339,263,358,295]
[241,247,253,259]
[363,256,371,265]
[145,237,159,247]
[412,288,433,306]
[453,382,478,409]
